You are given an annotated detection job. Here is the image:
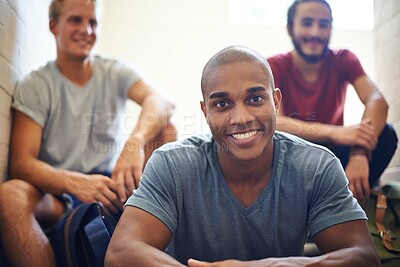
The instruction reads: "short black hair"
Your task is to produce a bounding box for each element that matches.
[287,0,333,30]
[201,45,274,98]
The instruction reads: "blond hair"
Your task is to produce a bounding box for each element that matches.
[49,0,101,22]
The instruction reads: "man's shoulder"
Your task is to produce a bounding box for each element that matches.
[93,55,132,69]
[148,135,214,172]
[92,55,120,69]
[23,61,55,78]
[329,49,358,60]
[274,131,335,157]
[267,52,291,64]
[157,134,214,154]
[16,61,56,88]
[92,55,140,77]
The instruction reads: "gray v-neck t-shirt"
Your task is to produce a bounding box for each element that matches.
[126,132,366,263]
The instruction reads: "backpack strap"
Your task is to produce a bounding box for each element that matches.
[373,189,400,253]
[84,212,110,266]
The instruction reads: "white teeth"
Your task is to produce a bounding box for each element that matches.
[77,40,88,45]
[232,130,257,141]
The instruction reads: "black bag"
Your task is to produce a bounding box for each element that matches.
[50,203,120,267]
[361,182,400,267]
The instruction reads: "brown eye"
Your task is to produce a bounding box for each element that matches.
[248,96,264,104]
[215,101,228,108]
[69,16,82,24]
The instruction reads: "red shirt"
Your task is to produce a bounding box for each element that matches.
[267,49,366,125]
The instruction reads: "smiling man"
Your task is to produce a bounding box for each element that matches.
[268,0,397,202]
[0,0,175,266]
[105,45,379,267]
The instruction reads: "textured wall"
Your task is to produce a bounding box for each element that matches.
[374,0,400,184]
[0,0,55,182]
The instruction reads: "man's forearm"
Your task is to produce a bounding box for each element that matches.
[129,94,174,147]
[9,157,86,196]
[362,97,388,137]
[247,247,379,267]
[105,241,184,267]
[276,115,335,143]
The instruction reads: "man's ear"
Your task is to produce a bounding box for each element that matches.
[200,101,207,118]
[287,25,293,38]
[49,20,57,35]
[273,88,282,114]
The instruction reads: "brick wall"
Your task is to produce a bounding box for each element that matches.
[0,0,55,182]
[374,0,400,184]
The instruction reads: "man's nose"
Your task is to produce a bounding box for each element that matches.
[229,104,255,125]
[310,23,321,36]
[78,21,93,35]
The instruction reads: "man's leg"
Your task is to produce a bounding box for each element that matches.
[333,124,398,187]
[0,179,66,267]
[368,124,398,185]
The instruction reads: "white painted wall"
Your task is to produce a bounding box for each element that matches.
[0,0,377,181]
[95,0,374,140]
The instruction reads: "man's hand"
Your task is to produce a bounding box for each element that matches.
[188,259,246,267]
[345,155,370,202]
[188,258,319,267]
[331,118,377,150]
[112,135,145,202]
[73,174,123,214]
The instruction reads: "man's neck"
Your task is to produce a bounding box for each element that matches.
[56,54,93,87]
[291,51,325,84]
[217,143,274,207]
[291,51,324,72]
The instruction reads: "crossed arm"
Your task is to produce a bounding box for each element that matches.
[276,75,388,202]
[105,206,380,267]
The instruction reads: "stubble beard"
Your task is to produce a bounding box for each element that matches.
[292,37,329,64]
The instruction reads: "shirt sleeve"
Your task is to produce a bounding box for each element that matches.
[108,59,144,99]
[336,49,366,84]
[308,157,367,236]
[11,74,50,127]
[125,150,179,232]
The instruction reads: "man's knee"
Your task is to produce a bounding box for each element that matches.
[380,123,398,142]
[0,179,41,211]
[378,124,398,154]
[0,179,65,229]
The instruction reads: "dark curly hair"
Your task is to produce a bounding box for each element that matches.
[287,0,333,31]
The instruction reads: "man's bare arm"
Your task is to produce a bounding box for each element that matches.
[187,220,380,267]
[10,110,123,212]
[112,80,176,201]
[276,114,376,150]
[105,206,185,267]
[353,75,388,138]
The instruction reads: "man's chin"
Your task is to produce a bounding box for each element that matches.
[297,48,329,63]
[71,52,92,61]
[292,40,329,64]
[301,54,325,63]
